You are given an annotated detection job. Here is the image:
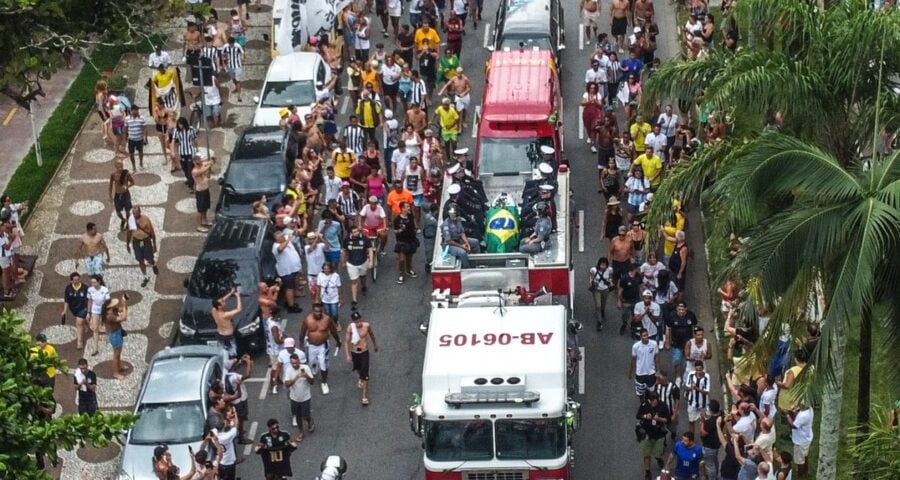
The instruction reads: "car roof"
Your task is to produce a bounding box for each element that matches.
[233,127,286,161]
[201,218,270,252]
[141,346,222,404]
[501,0,553,34]
[266,52,321,82]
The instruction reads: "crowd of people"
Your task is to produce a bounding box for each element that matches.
[576,1,817,479]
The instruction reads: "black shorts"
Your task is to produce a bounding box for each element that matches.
[394,241,418,254]
[598,146,615,166]
[611,259,631,283]
[291,398,311,419]
[195,189,211,213]
[233,400,249,421]
[132,238,155,264]
[218,463,236,480]
[127,139,144,154]
[612,16,628,36]
[155,123,167,134]
[113,192,133,213]
[382,82,399,97]
[280,271,299,286]
[78,398,98,416]
[351,350,370,380]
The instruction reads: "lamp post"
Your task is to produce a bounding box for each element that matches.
[28,100,43,167]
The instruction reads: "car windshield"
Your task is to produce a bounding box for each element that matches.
[225,162,284,194]
[130,402,204,445]
[188,258,258,298]
[495,417,567,460]
[499,34,553,52]
[424,420,494,462]
[260,80,315,108]
[478,137,552,174]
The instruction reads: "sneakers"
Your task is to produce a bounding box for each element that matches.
[272,385,278,395]
[141,277,150,287]
[287,305,303,313]
[152,265,160,276]
[292,416,298,427]
[396,276,405,284]
[407,270,417,278]
[321,383,330,395]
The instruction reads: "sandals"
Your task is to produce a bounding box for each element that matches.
[362,398,369,406]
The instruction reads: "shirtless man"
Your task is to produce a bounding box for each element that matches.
[438,67,472,131]
[258,280,281,320]
[344,311,378,405]
[633,0,655,29]
[212,287,243,356]
[191,156,215,232]
[581,0,602,45]
[75,223,111,276]
[610,0,630,52]
[108,160,134,231]
[608,225,635,284]
[125,206,159,287]
[405,102,428,134]
[595,116,617,175]
[299,303,342,395]
[183,22,202,58]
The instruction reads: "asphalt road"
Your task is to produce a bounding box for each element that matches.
[229,1,722,479]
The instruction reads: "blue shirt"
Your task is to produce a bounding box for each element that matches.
[673,441,704,478]
[621,58,645,78]
[318,220,343,253]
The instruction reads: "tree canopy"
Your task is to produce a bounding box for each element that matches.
[0,310,135,479]
[0,0,173,108]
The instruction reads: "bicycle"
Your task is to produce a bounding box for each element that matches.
[366,231,382,282]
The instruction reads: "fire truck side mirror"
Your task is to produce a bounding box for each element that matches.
[408,404,424,437]
[565,400,582,432]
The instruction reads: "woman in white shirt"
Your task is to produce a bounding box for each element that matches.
[639,252,665,291]
[401,125,422,159]
[86,274,110,356]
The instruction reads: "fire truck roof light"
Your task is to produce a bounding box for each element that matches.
[445,391,541,407]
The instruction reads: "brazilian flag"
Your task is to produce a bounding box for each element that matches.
[485,205,520,253]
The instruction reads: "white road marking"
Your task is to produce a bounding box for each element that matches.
[243,422,259,455]
[259,367,272,400]
[578,347,585,395]
[471,105,481,138]
[483,23,492,49]
[340,95,350,115]
[578,106,584,139]
[243,377,265,383]
[578,210,585,252]
[579,25,585,50]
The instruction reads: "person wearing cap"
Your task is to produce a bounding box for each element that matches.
[633,289,661,340]
[341,225,373,308]
[635,387,670,480]
[283,351,317,439]
[539,144,558,169]
[432,97,460,152]
[438,67,472,131]
[666,301,698,382]
[441,203,479,268]
[30,333,58,388]
[520,201,552,254]
[359,195,389,255]
[639,192,654,216]
[538,184,559,232]
[272,336,305,395]
[343,311,379,406]
[451,147,468,169]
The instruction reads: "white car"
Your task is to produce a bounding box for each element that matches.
[252,52,331,127]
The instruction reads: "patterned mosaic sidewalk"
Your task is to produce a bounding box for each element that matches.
[14,3,274,478]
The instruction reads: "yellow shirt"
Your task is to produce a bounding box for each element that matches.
[332,150,355,179]
[153,69,176,89]
[777,365,805,411]
[360,69,379,92]
[630,122,652,151]
[30,344,58,378]
[663,224,677,256]
[435,106,459,131]
[634,154,663,186]
[414,28,441,51]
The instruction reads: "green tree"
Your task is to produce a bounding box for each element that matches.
[643,1,900,477]
[0,309,135,479]
[0,0,175,108]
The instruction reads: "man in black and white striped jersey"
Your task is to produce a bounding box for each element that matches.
[684,360,710,435]
[222,36,244,102]
[653,370,681,441]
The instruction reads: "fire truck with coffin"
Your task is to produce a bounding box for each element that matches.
[413,49,580,480]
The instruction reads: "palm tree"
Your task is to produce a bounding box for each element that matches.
[642,1,900,477]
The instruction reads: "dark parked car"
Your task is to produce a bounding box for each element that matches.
[489,0,566,60]
[178,218,276,352]
[216,126,290,218]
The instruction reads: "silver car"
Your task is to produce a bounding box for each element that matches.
[119,345,226,480]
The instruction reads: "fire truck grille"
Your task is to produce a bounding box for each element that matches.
[464,472,526,480]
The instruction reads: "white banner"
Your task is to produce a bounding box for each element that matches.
[277,0,339,54]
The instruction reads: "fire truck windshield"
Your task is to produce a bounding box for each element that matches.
[495,418,567,460]
[425,420,494,461]
[478,138,553,175]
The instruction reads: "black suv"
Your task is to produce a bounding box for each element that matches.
[216,126,290,218]
[178,218,276,352]
[489,0,566,60]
